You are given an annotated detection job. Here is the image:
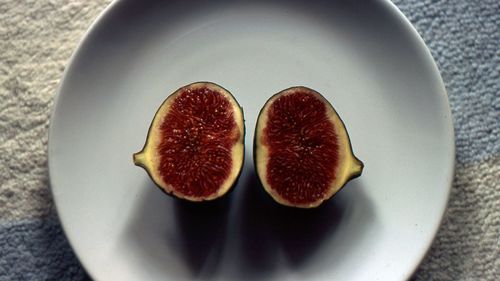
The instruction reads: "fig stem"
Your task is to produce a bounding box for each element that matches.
[350,156,364,178]
[133,151,146,167]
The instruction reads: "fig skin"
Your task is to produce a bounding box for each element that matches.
[134,82,245,202]
[254,86,363,208]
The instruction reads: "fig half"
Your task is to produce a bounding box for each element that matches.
[254,86,363,208]
[134,82,245,202]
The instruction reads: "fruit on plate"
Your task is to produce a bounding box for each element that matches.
[133,82,245,202]
[254,86,363,208]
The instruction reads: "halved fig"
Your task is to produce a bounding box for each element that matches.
[133,82,245,202]
[254,86,363,208]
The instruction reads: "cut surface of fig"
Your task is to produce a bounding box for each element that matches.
[254,87,363,208]
[134,82,244,201]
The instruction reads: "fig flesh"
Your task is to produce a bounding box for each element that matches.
[134,82,245,201]
[254,86,363,208]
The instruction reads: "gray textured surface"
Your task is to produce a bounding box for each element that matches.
[0,0,499,280]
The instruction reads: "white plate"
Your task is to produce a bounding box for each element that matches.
[49,0,455,280]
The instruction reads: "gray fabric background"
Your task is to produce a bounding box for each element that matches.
[0,0,498,280]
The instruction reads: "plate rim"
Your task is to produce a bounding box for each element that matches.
[382,0,455,278]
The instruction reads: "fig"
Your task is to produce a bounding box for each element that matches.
[133,82,245,202]
[254,86,363,208]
